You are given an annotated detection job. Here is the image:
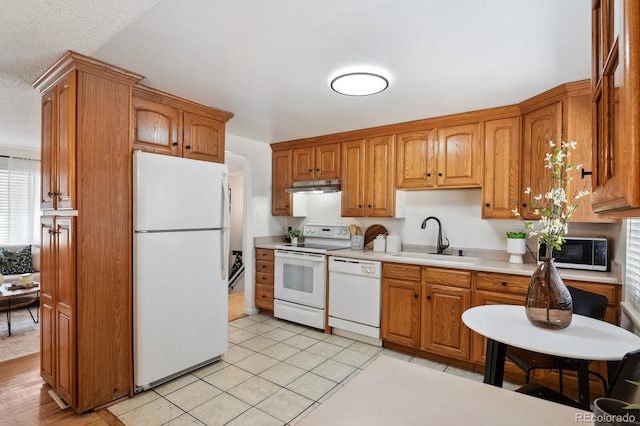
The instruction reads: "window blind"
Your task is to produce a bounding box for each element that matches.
[0,156,41,245]
[627,219,640,312]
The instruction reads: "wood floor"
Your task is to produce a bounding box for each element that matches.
[0,353,122,425]
[1,292,247,425]
[228,291,246,321]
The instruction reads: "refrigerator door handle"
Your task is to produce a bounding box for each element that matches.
[221,174,230,280]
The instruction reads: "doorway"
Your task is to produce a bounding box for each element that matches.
[226,153,247,321]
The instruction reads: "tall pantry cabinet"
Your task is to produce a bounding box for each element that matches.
[34,52,143,412]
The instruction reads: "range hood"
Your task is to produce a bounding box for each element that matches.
[285,179,341,194]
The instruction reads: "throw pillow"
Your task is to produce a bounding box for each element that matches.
[0,245,34,275]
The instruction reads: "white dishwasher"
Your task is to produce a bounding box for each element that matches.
[328,257,382,345]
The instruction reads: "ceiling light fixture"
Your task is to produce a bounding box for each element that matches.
[330,72,389,96]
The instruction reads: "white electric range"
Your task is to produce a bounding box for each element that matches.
[273,223,351,329]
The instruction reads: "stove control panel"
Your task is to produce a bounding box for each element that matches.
[303,223,351,240]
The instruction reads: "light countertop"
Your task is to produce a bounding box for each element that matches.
[254,237,619,284]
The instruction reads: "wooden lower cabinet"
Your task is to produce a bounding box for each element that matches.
[381,263,421,347]
[380,263,622,402]
[255,248,275,311]
[421,268,471,360]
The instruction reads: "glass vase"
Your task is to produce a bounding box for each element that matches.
[525,257,573,329]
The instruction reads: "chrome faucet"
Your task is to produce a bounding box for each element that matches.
[421,216,450,255]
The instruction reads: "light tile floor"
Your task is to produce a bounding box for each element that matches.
[109,313,519,425]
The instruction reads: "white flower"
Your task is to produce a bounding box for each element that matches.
[515,139,589,255]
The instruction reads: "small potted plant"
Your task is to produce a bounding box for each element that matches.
[285,228,302,245]
[506,231,527,264]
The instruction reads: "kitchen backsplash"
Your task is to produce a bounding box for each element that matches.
[277,188,623,263]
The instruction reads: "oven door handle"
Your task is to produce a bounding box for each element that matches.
[275,251,326,262]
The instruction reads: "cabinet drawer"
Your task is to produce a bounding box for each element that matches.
[383,263,422,281]
[476,272,529,294]
[256,284,274,309]
[564,280,619,305]
[425,267,471,288]
[256,248,274,261]
[256,260,274,274]
[256,272,274,286]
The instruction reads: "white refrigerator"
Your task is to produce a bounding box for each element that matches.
[133,151,229,391]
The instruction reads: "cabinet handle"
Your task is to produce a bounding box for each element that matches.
[262,294,266,298]
[414,293,418,298]
[315,168,319,171]
[186,145,191,150]
[172,142,178,146]
[485,203,490,207]
[438,172,443,177]
[261,264,266,269]
[426,295,431,300]
[501,281,507,286]
[426,173,431,177]
[48,191,59,197]
[368,204,372,208]
[358,204,362,208]
[48,229,58,235]
[581,169,593,179]
[522,203,527,208]
[308,169,313,172]
[261,276,266,280]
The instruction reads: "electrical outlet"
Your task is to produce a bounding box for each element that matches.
[513,225,526,234]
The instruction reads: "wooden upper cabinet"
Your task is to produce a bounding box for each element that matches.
[131,95,181,157]
[520,102,563,220]
[340,139,366,217]
[292,142,340,182]
[272,149,292,216]
[437,123,482,187]
[41,73,77,211]
[591,0,640,216]
[396,123,481,190]
[341,135,396,217]
[366,135,396,217]
[482,117,521,219]
[183,111,225,163]
[132,85,232,163]
[396,130,436,189]
[520,84,618,223]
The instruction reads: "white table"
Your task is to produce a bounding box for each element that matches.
[0,283,40,336]
[462,304,640,409]
[299,355,588,425]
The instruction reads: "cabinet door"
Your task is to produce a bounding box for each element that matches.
[520,102,563,219]
[183,111,225,163]
[591,0,640,216]
[55,74,77,210]
[421,284,471,360]
[55,217,76,406]
[292,146,314,182]
[41,91,55,211]
[564,94,618,223]
[436,123,482,187]
[314,143,341,180]
[381,278,421,348]
[365,135,396,217]
[272,149,292,216]
[483,117,520,219]
[396,130,436,189]
[341,139,366,217]
[40,217,56,387]
[471,290,526,375]
[132,95,181,157]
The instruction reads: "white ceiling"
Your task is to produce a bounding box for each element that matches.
[1,0,592,151]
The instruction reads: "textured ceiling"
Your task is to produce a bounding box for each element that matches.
[0,0,160,150]
[0,0,592,151]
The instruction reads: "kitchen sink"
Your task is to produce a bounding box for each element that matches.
[383,252,481,266]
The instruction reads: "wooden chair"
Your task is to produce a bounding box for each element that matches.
[506,286,609,395]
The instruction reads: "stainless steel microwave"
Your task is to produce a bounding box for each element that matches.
[537,237,608,271]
